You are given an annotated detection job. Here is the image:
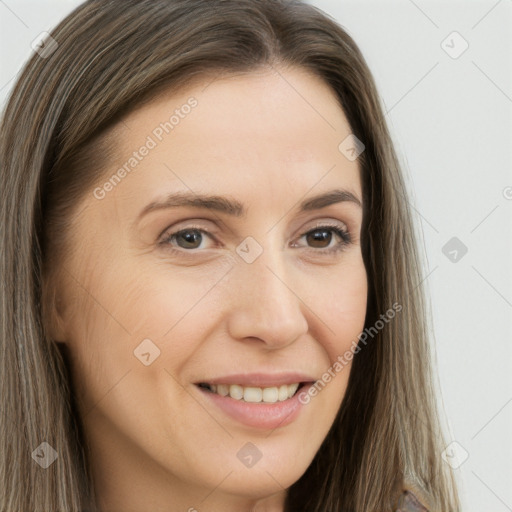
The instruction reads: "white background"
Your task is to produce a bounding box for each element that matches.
[1,1,511,510]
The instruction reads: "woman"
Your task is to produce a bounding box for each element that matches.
[0,0,459,510]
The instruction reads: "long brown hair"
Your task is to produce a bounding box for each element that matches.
[0,0,459,510]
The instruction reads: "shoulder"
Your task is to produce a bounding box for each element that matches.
[395,489,430,512]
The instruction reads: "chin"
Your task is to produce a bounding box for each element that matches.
[201,440,312,497]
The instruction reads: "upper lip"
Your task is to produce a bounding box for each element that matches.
[195,372,318,388]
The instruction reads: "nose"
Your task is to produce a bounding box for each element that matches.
[225,246,309,350]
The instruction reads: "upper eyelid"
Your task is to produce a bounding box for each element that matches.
[160,219,349,239]
[161,216,348,234]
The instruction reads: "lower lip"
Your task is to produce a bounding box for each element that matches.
[197,384,313,430]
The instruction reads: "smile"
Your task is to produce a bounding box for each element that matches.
[197,382,304,403]
[195,378,316,429]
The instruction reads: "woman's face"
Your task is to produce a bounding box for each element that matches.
[51,66,367,512]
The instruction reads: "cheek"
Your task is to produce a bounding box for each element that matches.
[313,258,368,362]
[296,261,366,429]
[321,270,366,396]
[64,260,229,407]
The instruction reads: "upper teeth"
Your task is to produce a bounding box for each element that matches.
[206,383,300,403]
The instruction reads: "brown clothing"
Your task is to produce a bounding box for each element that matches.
[396,490,429,511]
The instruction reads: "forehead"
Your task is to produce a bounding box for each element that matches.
[120,66,352,146]
[92,66,362,217]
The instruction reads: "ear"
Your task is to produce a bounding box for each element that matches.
[49,297,68,341]
[42,280,68,343]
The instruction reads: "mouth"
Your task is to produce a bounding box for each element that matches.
[194,375,317,429]
[195,381,310,403]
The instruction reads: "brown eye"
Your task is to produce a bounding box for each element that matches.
[306,228,334,248]
[296,225,351,253]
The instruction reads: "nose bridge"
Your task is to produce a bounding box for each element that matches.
[226,241,309,348]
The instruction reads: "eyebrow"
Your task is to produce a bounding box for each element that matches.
[137,188,362,221]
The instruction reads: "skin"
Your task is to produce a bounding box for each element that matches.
[49,65,367,512]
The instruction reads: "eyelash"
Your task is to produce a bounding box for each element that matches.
[159,223,351,255]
